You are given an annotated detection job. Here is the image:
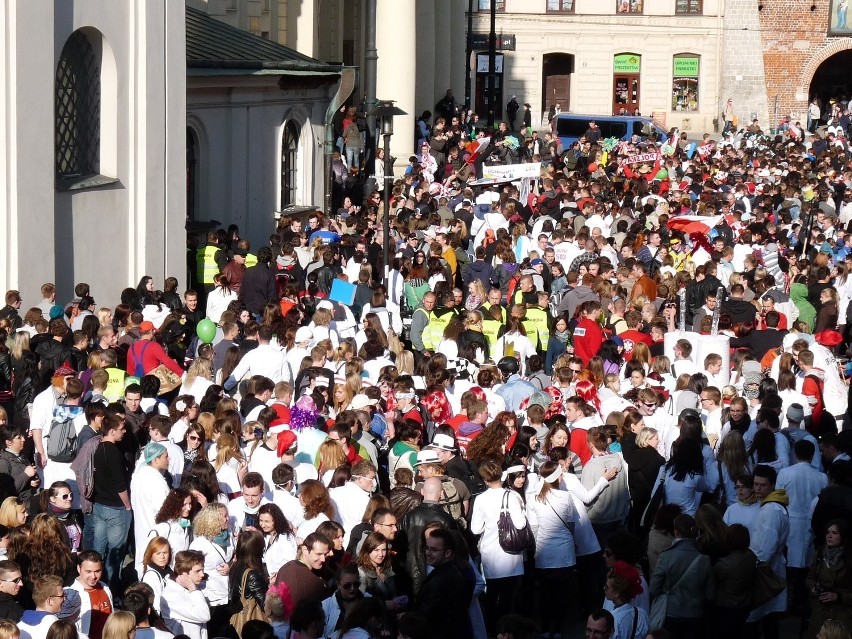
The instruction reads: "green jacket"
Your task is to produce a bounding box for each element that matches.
[791,283,816,330]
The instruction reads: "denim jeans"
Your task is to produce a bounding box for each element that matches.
[345,146,361,170]
[92,503,132,589]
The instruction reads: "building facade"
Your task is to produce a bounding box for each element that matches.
[0,1,186,305]
[185,7,342,258]
[470,0,724,134]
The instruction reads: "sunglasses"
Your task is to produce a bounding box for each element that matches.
[56,493,73,501]
[642,402,657,408]
[187,435,200,442]
[339,582,360,590]
[0,577,22,584]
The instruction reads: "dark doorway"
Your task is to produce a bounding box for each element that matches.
[187,128,198,222]
[809,49,852,106]
[542,53,574,117]
[280,121,300,209]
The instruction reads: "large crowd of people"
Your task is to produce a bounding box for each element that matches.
[0,103,851,639]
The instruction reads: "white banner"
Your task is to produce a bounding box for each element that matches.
[620,152,658,165]
[482,162,542,180]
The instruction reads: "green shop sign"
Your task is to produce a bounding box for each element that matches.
[613,54,641,74]
[673,57,700,77]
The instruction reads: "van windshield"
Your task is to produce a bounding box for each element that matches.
[555,118,588,139]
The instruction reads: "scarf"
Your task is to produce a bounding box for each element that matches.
[48,503,70,521]
[823,545,844,570]
[184,448,199,464]
[177,518,191,529]
[728,412,752,435]
[212,529,230,551]
[554,330,572,344]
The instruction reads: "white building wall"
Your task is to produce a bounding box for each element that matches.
[1,0,185,305]
[187,78,335,254]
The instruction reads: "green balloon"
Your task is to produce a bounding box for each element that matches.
[655,169,668,180]
[196,318,216,344]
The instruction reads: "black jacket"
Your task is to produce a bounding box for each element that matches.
[0,307,21,330]
[0,351,11,394]
[0,592,23,622]
[239,264,277,315]
[34,339,73,389]
[730,329,787,360]
[721,298,757,325]
[415,560,474,639]
[686,275,724,323]
[400,503,457,594]
[229,566,268,610]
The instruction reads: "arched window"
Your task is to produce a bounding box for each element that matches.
[280,121,300,208]
[55,31,101,182]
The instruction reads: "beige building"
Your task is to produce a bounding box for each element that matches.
[470,0,725,134]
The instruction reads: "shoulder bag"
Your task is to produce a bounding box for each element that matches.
[649,554,701,629]
[229,569,268,637]
[497,490,534,554]
[751,560,786,608]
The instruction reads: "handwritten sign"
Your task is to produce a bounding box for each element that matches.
[620,153,658,165]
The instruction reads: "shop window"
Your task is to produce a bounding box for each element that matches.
[672,55,700,112]
[547,0,575,12]
[616,0,643,13]
[280,121,300,208]
[675,0,703,14]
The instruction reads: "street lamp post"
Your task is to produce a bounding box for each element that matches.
[370,100,407,284]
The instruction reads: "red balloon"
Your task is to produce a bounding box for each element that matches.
[588,163,598,173]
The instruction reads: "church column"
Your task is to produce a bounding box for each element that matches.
[434,0,451,102]
[376,0,416,161]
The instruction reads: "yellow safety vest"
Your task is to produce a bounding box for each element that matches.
[482,302,507,323]
[525,306,550,350]
[423,310,454,351]
[196,245,220,285]
[481,318,504,349]
[521,318,540,350]
[244,252,258,268]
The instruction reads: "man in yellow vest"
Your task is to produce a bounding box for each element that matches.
[411,292,436,352]
[422,291,458,352]
[481,288,507,323]
[525,291,551,356]
[512,274,538,307]
[236,239,258,268]
[196,231,226,299]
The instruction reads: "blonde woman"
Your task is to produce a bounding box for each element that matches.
[331,384,353,418]
[345,372,363,399]
[212,433,246,499]
[0,496,27,528]
[333,341,356,375]
[316,440,347,486]
[310,307,340,348]
[395,350,414,376]
[103,611,137,639]
[189,504,234,625]
[96,308,113,328]
[179,358,214,405]
[465,280,488,311]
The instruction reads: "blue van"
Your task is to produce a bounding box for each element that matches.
[552,113,668,150]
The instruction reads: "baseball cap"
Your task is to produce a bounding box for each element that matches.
[139,321,156,332]
[531,258,544,266]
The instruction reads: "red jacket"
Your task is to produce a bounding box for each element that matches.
[569,427,592,465]
[573,318,604,365]
[126,339,184,377]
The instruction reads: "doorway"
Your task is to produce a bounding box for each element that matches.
[613,53,641,115]
[542,53,574,122]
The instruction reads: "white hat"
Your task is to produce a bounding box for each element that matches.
[294,326,313,344]
[350,394,378,410]
[413,449,442,466]
[429,433,457,451]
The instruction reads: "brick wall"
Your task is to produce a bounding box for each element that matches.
[758,0,852,122]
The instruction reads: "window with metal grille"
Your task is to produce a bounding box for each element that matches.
[55,31,101,182]
[280,121,300,208]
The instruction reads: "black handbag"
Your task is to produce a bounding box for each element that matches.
[497,490,534,554]
[640,470,666,529]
